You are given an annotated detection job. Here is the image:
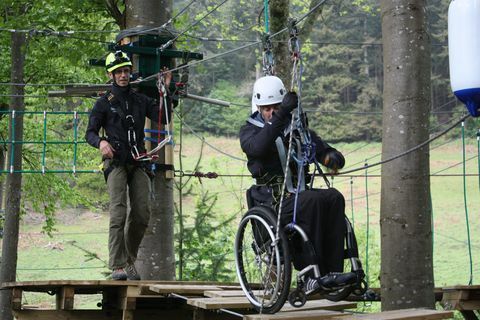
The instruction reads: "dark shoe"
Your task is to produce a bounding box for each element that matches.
[111,268,127,281]
[319,272,357,290]
[125,263,141,280]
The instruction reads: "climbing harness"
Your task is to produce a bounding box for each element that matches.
[131,72,172,161]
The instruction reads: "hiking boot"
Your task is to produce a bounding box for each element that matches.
[125,263,141,281]
[319,272,357,290]
[111,268,127,281]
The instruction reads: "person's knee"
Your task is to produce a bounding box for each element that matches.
[110,211,127,228]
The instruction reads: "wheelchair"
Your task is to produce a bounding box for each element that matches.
[234,186,368,314]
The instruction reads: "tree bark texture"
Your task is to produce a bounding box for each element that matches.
[380,0,434,310]
[123,0,176,280]
[0,31,27,320]
[125,0,172,29]
[270,0,290,84]
[137,174,175,280]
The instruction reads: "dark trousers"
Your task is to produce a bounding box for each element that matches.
[281,188,346,275]
[107,164,151,269]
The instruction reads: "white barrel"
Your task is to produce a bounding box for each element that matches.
[448,0,480,116]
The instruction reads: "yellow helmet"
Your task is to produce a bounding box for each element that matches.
[105,51,132,73]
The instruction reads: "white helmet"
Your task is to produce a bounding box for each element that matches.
[252,76,286,112]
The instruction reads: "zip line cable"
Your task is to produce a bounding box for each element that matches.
[338,113,471,175]
[158,0,231,51]
[173,110,246,162]
[140,0,327,83]
[133,0,197,36]
[0,27,117,34]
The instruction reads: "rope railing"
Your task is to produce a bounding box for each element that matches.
[1,110,94,174]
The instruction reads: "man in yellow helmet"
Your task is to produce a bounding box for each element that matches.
[86,51,172,280]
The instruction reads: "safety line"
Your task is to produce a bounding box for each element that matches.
[173,110,246,162]
[431,154,478,175]
[477,128,480,200]
[339,114,471,175]
[0,27,117,34]
[159,0,231,51]
[263,0,270,33]
[350,177,355,228]
[140,0,327,82]
[134,0,196,36]
[461,122,473,285]
[364,161,370,285]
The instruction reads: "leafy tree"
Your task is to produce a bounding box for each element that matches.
[176,187,236,282]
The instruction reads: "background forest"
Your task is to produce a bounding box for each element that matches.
[0,0,479,300]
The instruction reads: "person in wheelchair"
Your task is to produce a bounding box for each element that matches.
[239,75,357,293]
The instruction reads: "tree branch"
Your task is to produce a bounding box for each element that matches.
[300,0,325,39]
[104,0,125,29]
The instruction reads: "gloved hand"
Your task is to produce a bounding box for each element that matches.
[276,92,298,117]
[323,149,345,172]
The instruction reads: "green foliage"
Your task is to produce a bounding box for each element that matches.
[184,80,250,136]
[176,187,236,282]
[0,0,115,230]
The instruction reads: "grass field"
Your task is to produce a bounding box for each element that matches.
[3,132,480,312]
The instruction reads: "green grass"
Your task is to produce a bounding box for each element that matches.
[3,133,480,311]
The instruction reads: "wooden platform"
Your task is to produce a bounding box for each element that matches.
[441,285,480,320]
[2,280,456,320]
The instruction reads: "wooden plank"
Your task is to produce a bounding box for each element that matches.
[13,309,193,320]
[55,286,75,310]
[442,285,480,291]
[119,286,140,310]
[442,287,480,311]
[2,279,242,289]
[123,309,134,320]
[244,309,344,320]
[149,284,223,295]
[204,290,264,298]
[280,300,356,312]
[12,288,23,310]
[188,297,252,310]
[330,308,454,319]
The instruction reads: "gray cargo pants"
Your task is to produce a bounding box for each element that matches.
[106,163,151,269]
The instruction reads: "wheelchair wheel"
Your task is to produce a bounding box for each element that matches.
[235,206,292,314]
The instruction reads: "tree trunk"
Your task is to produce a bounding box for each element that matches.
[270,0,290,84]
[380,0,434,310]
[0,31,27,320]
[269,0,323,89]
[125,0,172,28]
[123,0,176,280]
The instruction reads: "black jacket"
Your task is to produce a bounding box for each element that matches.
[239,110,337,181]
[85,85,161,164]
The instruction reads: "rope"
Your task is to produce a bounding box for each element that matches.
[159,0,231,51]
[461,122,474,285]
[477,129,480,201]
[350,177,355,228]
[338,113,471,175]
[263,0,270,33]
[134,0,196,36]
[364,161,370,285]
[173,110,246,162]
[140,0,327,83]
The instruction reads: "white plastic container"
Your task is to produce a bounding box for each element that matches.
[449,0,480,116]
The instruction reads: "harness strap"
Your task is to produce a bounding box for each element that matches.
[247,117,265,128]
[275,137,295,193]
[107,92,147,161]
